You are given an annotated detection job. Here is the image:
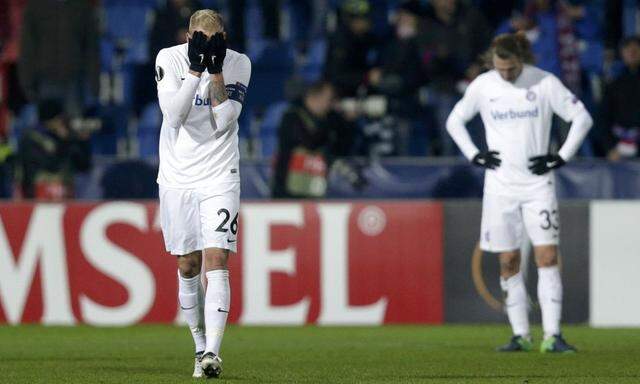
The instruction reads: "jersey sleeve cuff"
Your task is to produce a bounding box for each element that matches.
[211,99,232,112]
[557,150,570,162]
[467,149,480,162]
[184,73,201,83]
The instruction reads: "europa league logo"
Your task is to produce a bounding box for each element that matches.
[155,66,164,82]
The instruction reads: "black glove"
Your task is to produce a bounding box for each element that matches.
[205,32,227,74]
[472,151,501,170]
[188,31,208,73]
[528,154,565,175]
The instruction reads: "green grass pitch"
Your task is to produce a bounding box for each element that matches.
[1,325,639,383]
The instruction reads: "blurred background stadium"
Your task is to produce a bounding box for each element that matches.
[1,0,639,200]
[1,0,640,382]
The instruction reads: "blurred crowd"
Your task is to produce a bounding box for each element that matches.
[0,0,639,199]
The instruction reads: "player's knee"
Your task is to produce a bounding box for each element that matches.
[177,251,202,278]
[499,251,520,276]
[535,245,558,267]
[204,248,229,271]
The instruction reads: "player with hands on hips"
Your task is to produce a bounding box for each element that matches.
[446,32,592,354]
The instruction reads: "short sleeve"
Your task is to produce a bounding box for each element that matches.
[546,75,585,122]
[224,53,251,105]
[450,77,482,122]
[155,49,182,94]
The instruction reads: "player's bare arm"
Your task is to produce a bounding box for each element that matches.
[447,33,583,353]
[210,74,228,105]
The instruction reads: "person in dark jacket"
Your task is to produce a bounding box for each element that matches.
[420,0,492,95]
[368,0,426,117]
[419,0,492,155]
[324,0,381,98]
[605,0,640,54]
[272,81,359,198]
[600,36,640,160]
[18,98,92,199]
[18,0,99,117]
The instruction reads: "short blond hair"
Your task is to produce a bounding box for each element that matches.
[189,9,224,34]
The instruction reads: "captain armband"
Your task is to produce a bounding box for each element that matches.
[225,82,248,104]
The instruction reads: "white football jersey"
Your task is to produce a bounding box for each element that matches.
[449,65,587,197]
[155,43,251,189]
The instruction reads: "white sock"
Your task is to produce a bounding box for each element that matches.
[500,272,530,338]
[538,266,562,340]
[204,269,230,355]
[178,271,206,353]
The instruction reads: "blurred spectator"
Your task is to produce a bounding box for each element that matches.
[17,99,92,199]
[17,0,99,118]
[369,0,425,116]
[421,0,491,93]
[288,0,331,51]
[496,0,597,94]
[324,0,381,97]
[420,0,491,155]
[365,1,427,155]
[272,80,359,198]
[605,0,640,54]
[600,36,640,160]
[476,0,521,31]
[228,0,281,51]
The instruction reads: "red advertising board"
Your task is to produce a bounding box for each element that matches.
[0,201,443,325]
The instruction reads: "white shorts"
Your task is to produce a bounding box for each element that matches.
[480,192,559,252]
[159,182,240,255]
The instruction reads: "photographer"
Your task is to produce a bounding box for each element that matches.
[272,80,362,199]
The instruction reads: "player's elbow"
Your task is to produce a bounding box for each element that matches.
[160,101,187,129]
[582,110,594,130]
[445,113,460,136]
[211,100,241,133]
[573,109,593,132]
[214,112,239,133]
[166,114,186,129]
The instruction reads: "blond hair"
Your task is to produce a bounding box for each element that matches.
[189,9,225,34]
